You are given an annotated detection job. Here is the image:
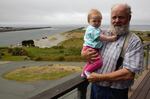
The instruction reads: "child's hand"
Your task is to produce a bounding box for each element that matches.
[111,35,117,41]
[111,32,116,36]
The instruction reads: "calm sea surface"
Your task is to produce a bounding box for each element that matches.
[0,26,80,47]
[101,25,150,31]
[0,25,150,47]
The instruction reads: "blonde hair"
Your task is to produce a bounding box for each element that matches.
[87,9,102,23]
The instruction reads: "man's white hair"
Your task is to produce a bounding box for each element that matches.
[111,3,132,16]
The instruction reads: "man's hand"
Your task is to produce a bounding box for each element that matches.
[81,48,99,61]
[87,72,100,82]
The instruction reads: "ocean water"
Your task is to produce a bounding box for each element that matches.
[130,25,150,31]
[0,25,80,47]
[101,25,150,31]
[0,25,150,47]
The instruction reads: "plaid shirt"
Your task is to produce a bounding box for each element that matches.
[96,32,144,89]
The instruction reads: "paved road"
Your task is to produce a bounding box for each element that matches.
[0,61,85,99]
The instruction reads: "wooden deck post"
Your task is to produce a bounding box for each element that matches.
[145,45,149,70]
[77,80,89,99]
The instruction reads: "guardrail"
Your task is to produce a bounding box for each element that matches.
[30,74,89,99]
[30,42,150,99]
[143,42,150,69]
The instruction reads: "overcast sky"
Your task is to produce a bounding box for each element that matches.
[0,0,149,26]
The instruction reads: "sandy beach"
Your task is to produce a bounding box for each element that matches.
[33,28,84,48]
[0,61,10,64]
[34,33,67,48]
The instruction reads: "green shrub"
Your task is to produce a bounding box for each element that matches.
[58,56,65,61]
[9,48,28,56]
[35,57,42,61]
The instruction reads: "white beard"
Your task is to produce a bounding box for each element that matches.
[109,24,129,36]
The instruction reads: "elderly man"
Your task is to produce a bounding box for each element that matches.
[82,3,144,99]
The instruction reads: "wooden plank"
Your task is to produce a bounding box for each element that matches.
[143,42,150,47]
[135,76,150,99]
[145,88,150,99]
[129,70,150,99]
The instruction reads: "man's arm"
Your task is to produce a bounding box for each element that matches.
[87,68,135,82]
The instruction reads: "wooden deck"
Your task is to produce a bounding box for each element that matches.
[129,70,150,99]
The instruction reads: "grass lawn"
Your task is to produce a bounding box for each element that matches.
[3,65,82,82]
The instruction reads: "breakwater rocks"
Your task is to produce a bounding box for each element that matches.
[0,26,51,32]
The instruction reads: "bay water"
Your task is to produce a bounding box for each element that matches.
[0,25,80,47]
[0,25,149,47]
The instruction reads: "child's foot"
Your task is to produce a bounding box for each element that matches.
[84,71,91,78]
[81,73,86,78]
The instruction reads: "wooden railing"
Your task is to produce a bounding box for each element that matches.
[30,42,150,99]
[143,42,150,69]
[30,74,89,99]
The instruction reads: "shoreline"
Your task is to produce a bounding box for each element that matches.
[0,26,82,48]
[3,26,149,48]
[34,27,85,48]
[34,33,67,48]
[0,27,51,32]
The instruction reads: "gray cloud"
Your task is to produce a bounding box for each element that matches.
[0,0,149,26]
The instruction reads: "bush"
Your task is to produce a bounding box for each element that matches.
[51,46,64,49]
[9,48,28,56]
[0,52,2,59]
[58,56,65,61]
[35,57,42,61]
